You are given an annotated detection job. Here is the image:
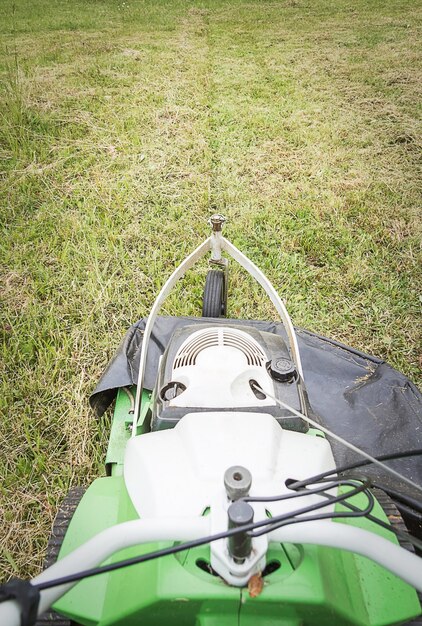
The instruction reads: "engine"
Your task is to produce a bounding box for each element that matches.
[151,324,312,432]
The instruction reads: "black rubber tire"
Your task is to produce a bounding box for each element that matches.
[202,270,226,317]
[373,488,422,625]
[35,487,85,626]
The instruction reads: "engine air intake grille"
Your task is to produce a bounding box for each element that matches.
[173,328,267,369]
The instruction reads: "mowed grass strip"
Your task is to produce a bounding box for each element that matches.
[0,0,421,579]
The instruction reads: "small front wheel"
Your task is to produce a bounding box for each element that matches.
[202,270,226,317]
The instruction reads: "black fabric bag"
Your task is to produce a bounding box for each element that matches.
[90,316,422,503]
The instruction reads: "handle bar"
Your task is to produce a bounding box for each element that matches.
[1,517,422,625]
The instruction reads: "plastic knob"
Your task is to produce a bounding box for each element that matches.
[224,466,252,501]
[268,357,297,383]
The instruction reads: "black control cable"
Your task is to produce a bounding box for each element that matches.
[32,478,371,592]
[288,449,422,491]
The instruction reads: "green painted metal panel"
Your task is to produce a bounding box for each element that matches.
[52,411,420,626]
[105,387,152,476]
[53,477,241,625]
[52,477,139,624]
[335,489,421,625]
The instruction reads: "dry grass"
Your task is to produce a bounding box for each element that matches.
[0,0,421,580]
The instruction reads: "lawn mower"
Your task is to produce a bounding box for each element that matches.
[1,215,422,626]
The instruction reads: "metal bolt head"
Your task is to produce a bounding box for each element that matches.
[228,500,254,526]
[227,500,254,563]
[224,465,252,501]
[209,214,227,232]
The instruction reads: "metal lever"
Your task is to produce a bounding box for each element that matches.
[227,501,254,564]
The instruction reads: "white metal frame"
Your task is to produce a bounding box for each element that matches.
[1,517,421,625]
[132,226,304,435]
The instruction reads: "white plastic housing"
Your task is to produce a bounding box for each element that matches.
[169,327,276,408]
[125,412,335,519]
[124,412,335,583]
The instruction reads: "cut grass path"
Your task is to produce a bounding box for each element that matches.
[0,0,421,579]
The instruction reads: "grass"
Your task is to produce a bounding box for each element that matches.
[0,0,421,580]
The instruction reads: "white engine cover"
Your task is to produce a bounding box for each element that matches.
[169,326,276,408]
[124,412,335,520]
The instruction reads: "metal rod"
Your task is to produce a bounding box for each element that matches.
[252,382,422,496]
[131,237,212,435]
[132,220,305,432]
[221,237,304,379]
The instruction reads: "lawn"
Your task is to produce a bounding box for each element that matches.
[0,0,421,579]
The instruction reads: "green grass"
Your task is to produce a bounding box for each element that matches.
[0,0,421,580]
